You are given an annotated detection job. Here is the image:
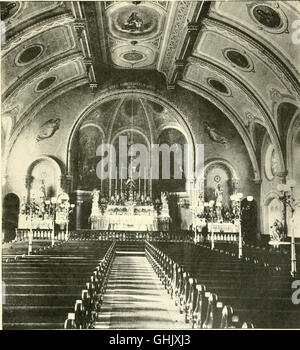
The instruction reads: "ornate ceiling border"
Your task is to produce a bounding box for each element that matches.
[1,13,75,56]
[204,16,299,88]
[2,50,82,102]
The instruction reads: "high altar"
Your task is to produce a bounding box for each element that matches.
[89,178,170,231]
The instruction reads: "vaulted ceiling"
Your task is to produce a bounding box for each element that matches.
[1,1,300,174]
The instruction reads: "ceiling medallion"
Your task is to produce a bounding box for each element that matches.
[223,48,254,72]
[107,4,163,41]
[207,78,231,97]
[35,76,57,92]
[0,2,20,21]
[247,3,288,34]
[15,44,44,66]
[122,51,144,62]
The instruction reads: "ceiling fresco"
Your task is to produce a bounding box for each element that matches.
[1,1,299,176]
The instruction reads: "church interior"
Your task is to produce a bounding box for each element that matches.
[1,1,300,330]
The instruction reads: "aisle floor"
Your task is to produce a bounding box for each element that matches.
[95,255,189,329]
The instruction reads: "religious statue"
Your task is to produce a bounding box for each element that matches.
[122,12,143,32]
[215,183,224,205]
[161,191,168,205]
[91,189,100,215]
[270,219,284,242]
[204,121,228,147]
[38,180,46,201]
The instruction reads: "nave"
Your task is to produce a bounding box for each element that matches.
[95,254,189,329]
[2,236,300,330]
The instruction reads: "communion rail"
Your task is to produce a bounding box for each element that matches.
[68,230,194,242]
[15,229,68,241]
[15,228,240,243]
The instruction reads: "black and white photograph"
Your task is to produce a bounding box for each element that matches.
[1,0,300,332]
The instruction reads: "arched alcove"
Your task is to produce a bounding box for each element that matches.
[26,156,62,201]
[204,159,239,207]
[263,193,283,236]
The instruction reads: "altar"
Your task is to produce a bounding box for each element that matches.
[90,200,170,231]
[90,203,159,231]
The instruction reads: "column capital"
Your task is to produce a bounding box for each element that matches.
[275,171,288,178]
[253,179,262,185]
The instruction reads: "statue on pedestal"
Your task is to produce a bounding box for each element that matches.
[91,189,100,215]
[215,184,224,205]
[161,191,168,205]
[270,219,284,242]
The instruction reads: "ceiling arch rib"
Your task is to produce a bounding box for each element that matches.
[3,75,88,174]
[182,57,286,175]
[178,79,261,182]
[66,88,197,173]
[3,1,69,38]
[207,1,300,82]
[192,18,299,116]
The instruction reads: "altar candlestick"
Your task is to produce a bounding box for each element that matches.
[139,171,141,197]
[100,165,103,192]
[109,163,112,198]
[144,168,147,197]
[115,167,118,195]
[150,166,152,199]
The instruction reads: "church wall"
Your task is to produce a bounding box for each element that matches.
[260,134,285,236]
[5,83,259,231]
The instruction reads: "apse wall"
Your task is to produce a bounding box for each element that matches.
[4,83,258,229]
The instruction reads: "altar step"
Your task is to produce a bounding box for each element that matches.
[115,241,145,255]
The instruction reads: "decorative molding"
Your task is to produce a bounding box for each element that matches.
[3,54,84,104]
[201,18,299,97]
[222,47,255,73]
[246,2,289,35]
[159,1,191,79]
[1,14,75,55]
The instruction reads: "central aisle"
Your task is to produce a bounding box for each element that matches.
[95,255,189,329]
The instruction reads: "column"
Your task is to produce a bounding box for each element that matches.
[253,178,262,240]
[75,200,83,230]
[276,171,288,239]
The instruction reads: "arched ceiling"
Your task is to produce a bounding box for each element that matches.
[1,1,300,175]
[77,94,190,145]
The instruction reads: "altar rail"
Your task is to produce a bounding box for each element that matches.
[195,232,238,244]
[15,229,68,241]
[68,230,193,242]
